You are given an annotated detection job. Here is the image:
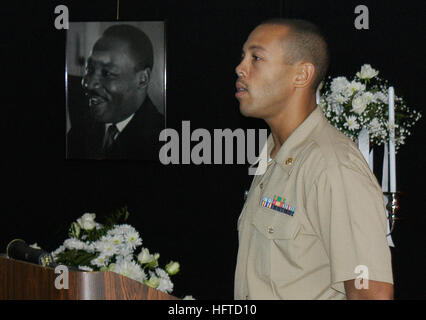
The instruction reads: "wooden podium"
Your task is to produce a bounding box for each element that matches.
[0,256,178,300]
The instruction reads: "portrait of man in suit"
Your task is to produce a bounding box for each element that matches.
[66,22,165,161]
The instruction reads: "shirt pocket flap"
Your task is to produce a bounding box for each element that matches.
[252,207,300,240]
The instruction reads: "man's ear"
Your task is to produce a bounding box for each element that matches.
[294,62,315,88]
[137,68,151,88]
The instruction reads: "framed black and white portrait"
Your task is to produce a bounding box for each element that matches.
[65,21,166,161]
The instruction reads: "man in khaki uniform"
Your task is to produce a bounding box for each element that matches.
[234,19,393,300]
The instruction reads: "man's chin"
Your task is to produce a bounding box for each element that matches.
[89,102,110,123]
[239,103,257,118]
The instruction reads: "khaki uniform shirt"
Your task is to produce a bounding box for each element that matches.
[234,107,393,300]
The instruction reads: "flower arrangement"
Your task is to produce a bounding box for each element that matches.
[52,207,180,295]
[319,64,421,150]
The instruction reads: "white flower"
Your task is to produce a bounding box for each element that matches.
[77,213,96,231]
[113,260,146,283]
[348,80,366,93]
[144,275,160,289]
[333,93,349,104]
[330,103,344,116]
[183,295,196,300]
[137,247,155,264]
[361,92,374,104]
[64,238,86,250]
[94,237,119,257]
[368,118,382,133]
[103,231,124,246]
[155,268,174,294]
[91,254,109,268]
[373,91,388,103]
[330,76,350,94]
[112,224,137,236]
[344,115,360,131]
[116,245,133,258]
[84,242,96,253]
[112,234,123,245]
[351,95,368,115]
[51,245,66,259]
[356,64,379,79]
[387,122,397,131]
[115,254,134,265]
[124,230,142,250]
[165,261,180,275]
[78,265,93,272]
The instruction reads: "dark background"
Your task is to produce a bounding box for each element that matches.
[1,0,425,299]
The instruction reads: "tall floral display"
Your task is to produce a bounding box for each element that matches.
[319,64,422,246]
[319,64,421,150]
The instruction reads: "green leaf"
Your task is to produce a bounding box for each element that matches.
[104,206,130,228]
[55,249,97,268]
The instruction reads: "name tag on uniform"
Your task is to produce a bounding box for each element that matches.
[260,195,295,216]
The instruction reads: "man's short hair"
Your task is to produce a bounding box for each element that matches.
[261,18,329,90]
[102,24,154,71]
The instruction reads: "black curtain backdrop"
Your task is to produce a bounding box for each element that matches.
[1,0,425,299]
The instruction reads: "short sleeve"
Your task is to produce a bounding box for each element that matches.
[307,162,394,294]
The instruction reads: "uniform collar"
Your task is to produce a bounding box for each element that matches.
[261,106,327,175]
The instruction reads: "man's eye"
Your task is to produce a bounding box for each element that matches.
[252,55,261,61]
[85,65,94,74]
[102,70,116,78]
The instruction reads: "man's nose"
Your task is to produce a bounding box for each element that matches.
[81,73,100,91]
[235,62,246,78]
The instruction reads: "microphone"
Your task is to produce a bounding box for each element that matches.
[6,239,55,267]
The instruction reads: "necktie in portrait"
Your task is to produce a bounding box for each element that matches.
[103,124,119,155]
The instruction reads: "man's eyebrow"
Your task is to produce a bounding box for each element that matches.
[86,57,118,69]
[242,45,268,53]
[248,45,267,51]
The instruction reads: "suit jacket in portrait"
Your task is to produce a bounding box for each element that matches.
[67,97,165,161]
